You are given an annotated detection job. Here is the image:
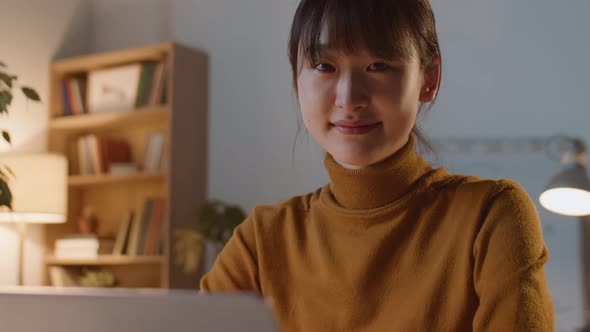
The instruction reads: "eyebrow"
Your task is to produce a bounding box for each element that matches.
[314,44,405,63]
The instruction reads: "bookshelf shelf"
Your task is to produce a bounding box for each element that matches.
[68,172,165,187]
[49,105,169,132]
[45,255,165,266]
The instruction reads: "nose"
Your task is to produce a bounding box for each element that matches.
[335,70,369,112]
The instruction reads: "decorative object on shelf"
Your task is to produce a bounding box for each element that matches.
[86,63,142,114]
[85,60,167,115]
[77,205,99,234]
[0,61,41,210]
[173,200,246,275]
[54,233,115,259]
[0,153,67,285]
[78,268,117,287]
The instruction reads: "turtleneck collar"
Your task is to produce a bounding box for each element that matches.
[323,135,434,210]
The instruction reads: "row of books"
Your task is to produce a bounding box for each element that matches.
[59,59,168,116]
[61,77,87,116]
[68,132,166,176]
[69,134,132,175]
[53,197,167,259]
[113,197,167,256]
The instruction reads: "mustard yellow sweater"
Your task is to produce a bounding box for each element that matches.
[200,136,554,331]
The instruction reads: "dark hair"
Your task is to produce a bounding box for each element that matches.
[288,0,441,155]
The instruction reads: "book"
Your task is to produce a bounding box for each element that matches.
[143,132,164,172]
[126,204,143,256]
[74,135,132,175]
[112,211,134,255]
[71,77,87,114]
[60,79,72,116]
[137,199,155,255]
[135,62,158,108]
[145,198,166,255]
[149,61,166,105]
[66,79,79,115]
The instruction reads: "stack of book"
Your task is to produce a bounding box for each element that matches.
[69,134,133,175]
[113,197,167,256]
[60,77,87,116]
[54,234,115,259]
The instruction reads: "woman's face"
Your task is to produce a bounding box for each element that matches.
[296,38,439,168]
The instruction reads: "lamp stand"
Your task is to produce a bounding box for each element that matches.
[580,216,590,331]
[16,221,27,286]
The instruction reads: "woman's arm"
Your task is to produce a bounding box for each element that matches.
[473,180,554,331]
[200,214,261,292]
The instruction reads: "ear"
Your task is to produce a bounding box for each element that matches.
[419,54,441,103]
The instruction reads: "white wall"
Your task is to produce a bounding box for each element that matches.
[0,0,92,286]
[425,0,590,141]
[173,0,590,211]
[89,0,171,53]
[172,0,327,211]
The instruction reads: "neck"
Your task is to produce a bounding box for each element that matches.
[324,135,433,210]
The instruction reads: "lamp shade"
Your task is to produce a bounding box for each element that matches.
[0,153,67,223]
[539,163,590,216]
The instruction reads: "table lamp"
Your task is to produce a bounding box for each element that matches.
[0,153,67,285]
[538,137,590,331]
[539,138,590,216]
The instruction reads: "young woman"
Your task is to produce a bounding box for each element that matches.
[201,0,554,330]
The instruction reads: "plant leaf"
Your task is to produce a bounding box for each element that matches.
[0,61,6,67]
[0,178,13,210]
[0,72,13,88]
[1,131,10,144]
[0,90,13,114]
[21,86,40,102]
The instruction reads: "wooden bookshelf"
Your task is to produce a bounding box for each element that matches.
[44,42,208,289]
[45,255,165,266]
[49,105,169,133]
[68,172,165,187]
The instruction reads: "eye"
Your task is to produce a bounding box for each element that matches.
[313,63,336,73]
[367,62,392,72]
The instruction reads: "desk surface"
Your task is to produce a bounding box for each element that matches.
[0,286,278,332]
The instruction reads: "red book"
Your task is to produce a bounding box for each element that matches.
[104,140,132,173]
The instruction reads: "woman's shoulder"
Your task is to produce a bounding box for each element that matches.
[245,186,326,227]
[430,172,532,205]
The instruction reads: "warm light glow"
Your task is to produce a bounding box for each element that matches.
[0,153,67,224]
[539,188,590,216]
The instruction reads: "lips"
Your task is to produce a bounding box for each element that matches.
[332,121,382,135]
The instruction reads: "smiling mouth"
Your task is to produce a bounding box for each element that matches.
[332,122,382,135]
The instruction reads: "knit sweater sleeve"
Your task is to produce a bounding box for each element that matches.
[472,180,554,331]
[199,212,261,292]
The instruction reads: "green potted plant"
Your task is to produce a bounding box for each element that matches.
[0,61,41,209]
[173,199,246,276]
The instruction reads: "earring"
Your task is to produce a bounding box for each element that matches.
[425,87,430,93]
